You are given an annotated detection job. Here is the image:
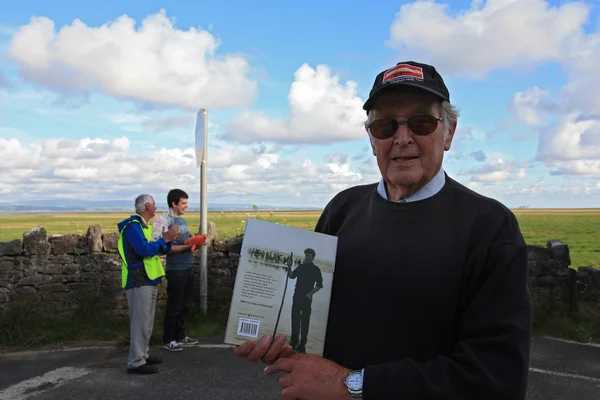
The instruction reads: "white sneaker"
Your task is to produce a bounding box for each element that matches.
[162,341,183,352]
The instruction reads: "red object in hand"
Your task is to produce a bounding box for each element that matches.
[184,234,208,251]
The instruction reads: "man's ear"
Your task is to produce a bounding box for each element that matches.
[444,121,457,151]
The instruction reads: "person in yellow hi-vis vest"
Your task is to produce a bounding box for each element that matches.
[117,194,180,374]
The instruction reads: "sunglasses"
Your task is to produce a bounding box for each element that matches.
[366,114,443,139]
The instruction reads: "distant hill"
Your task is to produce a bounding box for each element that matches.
[0,199,322,214]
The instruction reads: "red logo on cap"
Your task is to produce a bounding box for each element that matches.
[383,64,424,82]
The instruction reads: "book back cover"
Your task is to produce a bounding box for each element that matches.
[224,218,338,356]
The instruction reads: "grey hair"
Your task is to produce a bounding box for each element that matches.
[135,194,154,214]
[439,101,460,139]
[364,100,460,139]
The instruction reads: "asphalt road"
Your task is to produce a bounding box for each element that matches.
[1,335,599,399]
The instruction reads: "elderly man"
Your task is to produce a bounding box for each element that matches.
[117,194,180,374]
[234,61,532,399]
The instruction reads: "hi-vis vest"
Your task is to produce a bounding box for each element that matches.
[118,220,164,289]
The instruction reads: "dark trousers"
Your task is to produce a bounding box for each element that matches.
[290,296,311,347]
[162,268,195,344]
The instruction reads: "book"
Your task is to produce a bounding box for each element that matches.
[224,218,338,356]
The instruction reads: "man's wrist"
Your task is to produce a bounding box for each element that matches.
[343,368,363,398]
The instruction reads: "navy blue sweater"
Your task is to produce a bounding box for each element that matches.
[316,176,532,399]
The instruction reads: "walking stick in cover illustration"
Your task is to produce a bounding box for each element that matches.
[273,252,292,337]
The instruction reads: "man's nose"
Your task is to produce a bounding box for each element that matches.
[393,122,414,146]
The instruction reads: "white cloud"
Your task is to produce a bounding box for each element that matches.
[505,33,600,177]
[107,112,194,133]
[454,126,490,141]
[0,136,374,206]
[6,10,257,109]
[560,31,600,112]
[515,168,527,179]
[386,0,590,77]
[455,177,600,209]
[416,1,599,178]
[509,87,558,125]
[458,156,531,183]
[0,138,42,171]
[477,179,600,199]
[538,113,600,161]
[108,113,146,125]
[536,113,600,176]
[223,63,366,144]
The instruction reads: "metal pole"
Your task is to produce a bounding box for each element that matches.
[200,109,208,315]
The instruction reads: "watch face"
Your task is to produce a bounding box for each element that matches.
[346,372,362,391]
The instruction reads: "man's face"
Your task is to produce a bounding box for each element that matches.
[172,198,189,216]
[304,252,314,263]
[367,88,455,200]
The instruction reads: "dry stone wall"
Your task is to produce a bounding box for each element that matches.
[0,226,126,316]
[0,225,598,318]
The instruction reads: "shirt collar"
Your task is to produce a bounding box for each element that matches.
[135,214,148,227]
[377,168,446,203]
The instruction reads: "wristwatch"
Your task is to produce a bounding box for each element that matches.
[344,369,363,399]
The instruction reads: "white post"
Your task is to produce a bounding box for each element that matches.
[200,109,208,315]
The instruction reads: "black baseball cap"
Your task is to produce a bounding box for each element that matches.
[362,61,450,111]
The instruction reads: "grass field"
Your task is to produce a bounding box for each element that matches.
[0,300,223,350]
[0,208,598,268]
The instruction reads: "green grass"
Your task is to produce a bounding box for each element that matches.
[514,209,600,268]
[533,303,600,343]
[1,208,598,267]
[0,300,224,351]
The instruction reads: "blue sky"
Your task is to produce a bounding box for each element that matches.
[1,0,599,209]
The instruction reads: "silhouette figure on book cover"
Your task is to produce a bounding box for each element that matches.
[286,248,323,353]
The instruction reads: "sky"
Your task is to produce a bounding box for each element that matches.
[1,0,599,210]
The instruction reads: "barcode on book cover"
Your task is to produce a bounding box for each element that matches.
[237,318,260,338]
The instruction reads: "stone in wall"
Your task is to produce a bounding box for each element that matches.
[103,232,119,253]
[190,220,218,247]
[213,235,243,254]
[0,288,8,304]
[87,224,103,252]
[12,286,41,304]
[577,266,600,303]
[0,239,21,256]
[196,232,240,314]
[23,227,51,256]
[0,256,23,288]
[49,234,88,256]
[207,221,218,247]
[527,244,570,313]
